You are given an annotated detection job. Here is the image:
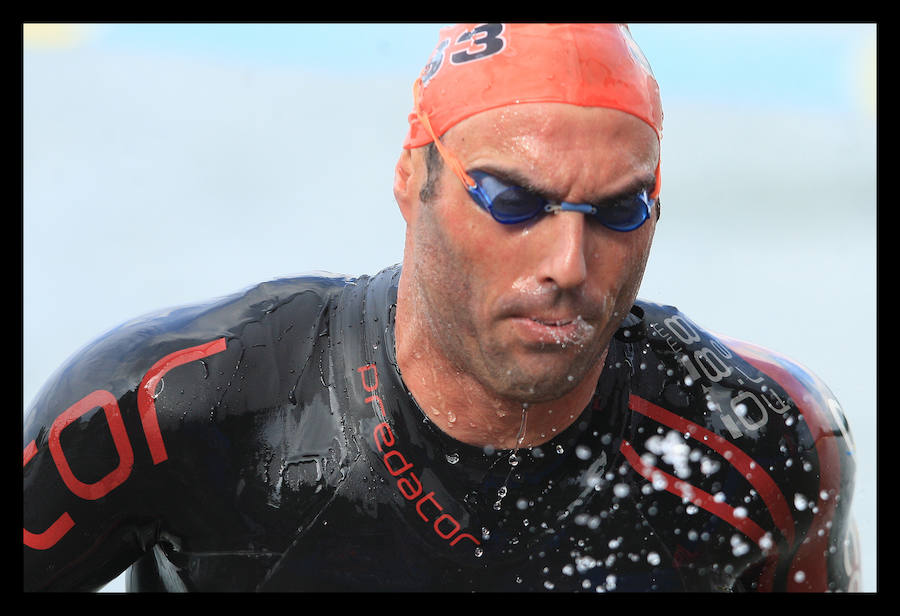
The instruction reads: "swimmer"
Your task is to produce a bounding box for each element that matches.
[23,23,859,592]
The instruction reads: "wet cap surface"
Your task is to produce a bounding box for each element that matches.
[404,23,663,149]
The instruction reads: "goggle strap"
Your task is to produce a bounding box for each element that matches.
[650,158,661,200]
[413,78,476,190]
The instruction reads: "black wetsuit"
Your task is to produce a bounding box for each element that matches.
[23,265,859,592]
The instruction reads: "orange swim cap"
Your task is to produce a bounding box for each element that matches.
[404,23,663,148]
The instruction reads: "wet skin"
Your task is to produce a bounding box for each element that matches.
[393,103,660,449]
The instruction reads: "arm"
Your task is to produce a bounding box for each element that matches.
[722,336,861,592]
[23,317,228,591]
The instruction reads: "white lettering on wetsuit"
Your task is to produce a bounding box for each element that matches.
[649,315,791,440]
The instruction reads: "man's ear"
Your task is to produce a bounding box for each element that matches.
[393,148,417,224]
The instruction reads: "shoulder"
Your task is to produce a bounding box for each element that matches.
[631,298,853,458]
[24,272,354,440]
[621,301,856,577]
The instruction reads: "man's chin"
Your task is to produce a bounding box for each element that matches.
[483,362,596,404]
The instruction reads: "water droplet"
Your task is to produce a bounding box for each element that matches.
[651,472,668,491]
[613,483,630,498]
[575,445,591,460]
[474,547,483,558]
[556,445,564,454]
[445,452,460,465]
[793,570,806,583]
[794,493,809,511]
[152,377,165,399]
[647,552,660,565]
[731,535,750,556]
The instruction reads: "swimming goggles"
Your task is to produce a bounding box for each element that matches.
[412,77,656,231]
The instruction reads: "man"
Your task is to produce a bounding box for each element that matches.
[23,23,859,592]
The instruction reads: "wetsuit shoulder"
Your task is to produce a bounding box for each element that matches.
[23,273,350,591]
[622,299,859,591]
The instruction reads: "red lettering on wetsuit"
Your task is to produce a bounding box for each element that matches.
[23,338,227,550]
[359,363,480,550]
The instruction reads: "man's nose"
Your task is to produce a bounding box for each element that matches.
[536,211,589,291]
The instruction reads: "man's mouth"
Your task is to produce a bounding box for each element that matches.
[511,315,594,345]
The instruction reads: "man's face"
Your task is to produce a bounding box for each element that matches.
[403,103,659,404]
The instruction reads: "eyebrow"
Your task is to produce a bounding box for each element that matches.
[473,164,655,205]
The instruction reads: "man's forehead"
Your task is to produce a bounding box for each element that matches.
[444,103,659,193]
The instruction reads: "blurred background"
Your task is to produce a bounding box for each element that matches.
[23,22,876,593]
